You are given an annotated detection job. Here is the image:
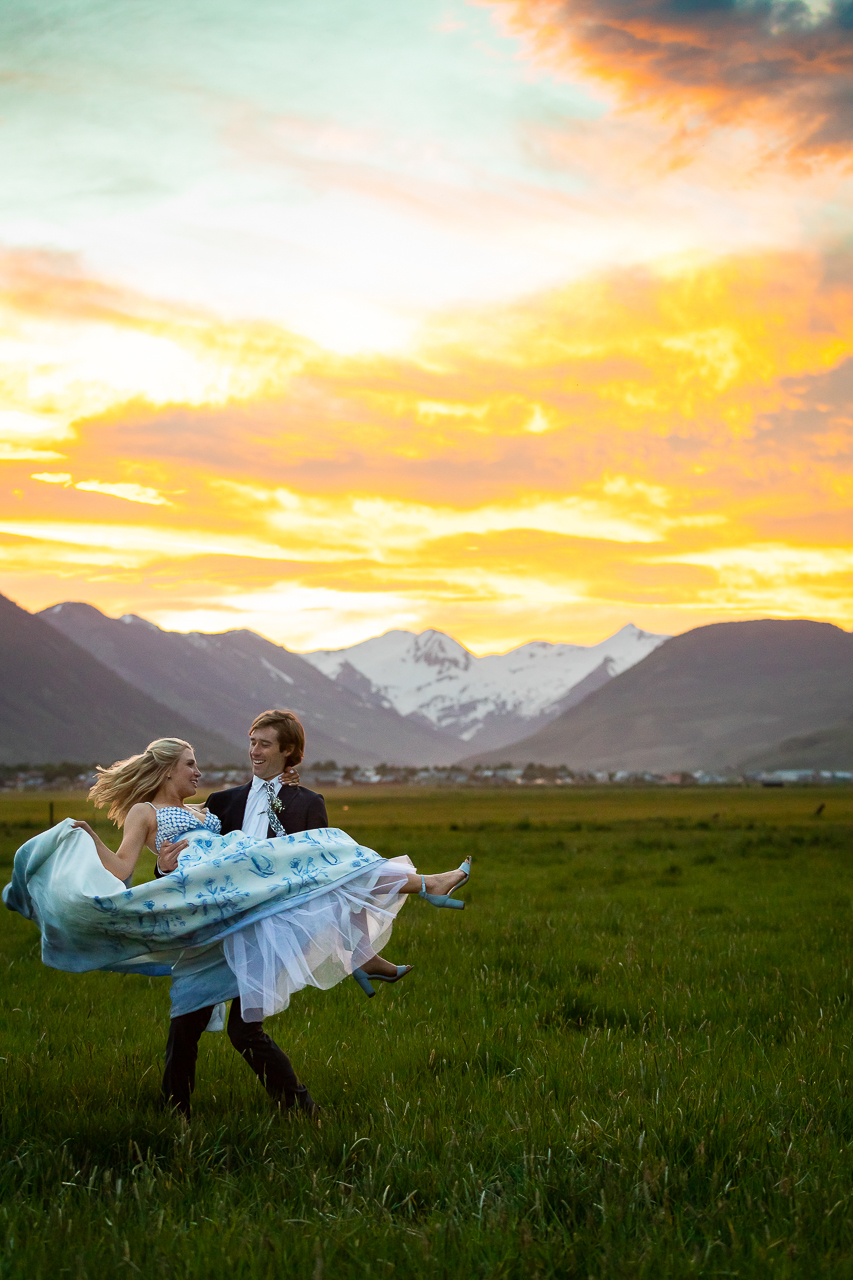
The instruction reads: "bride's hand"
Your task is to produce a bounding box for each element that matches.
[156,838,188,873]
[71,820,96,839]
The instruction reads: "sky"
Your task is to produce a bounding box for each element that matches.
[0,0,851,653]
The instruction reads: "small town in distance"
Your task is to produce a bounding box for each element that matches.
[3,761,851,793]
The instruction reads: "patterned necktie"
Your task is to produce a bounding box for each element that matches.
[263,779,286,836]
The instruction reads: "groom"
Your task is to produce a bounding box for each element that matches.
[158,708,328,1119]
[205,709,329,839]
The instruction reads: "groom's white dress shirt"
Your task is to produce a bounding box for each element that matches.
[242,774,283,838]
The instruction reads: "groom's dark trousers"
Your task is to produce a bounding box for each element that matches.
[160,780,328,1118]
[162,997,309,1117]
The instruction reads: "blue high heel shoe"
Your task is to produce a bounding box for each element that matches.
[352,964,412,998]
[418,856,471,910]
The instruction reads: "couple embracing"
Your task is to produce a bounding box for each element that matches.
[3,708,471,1119]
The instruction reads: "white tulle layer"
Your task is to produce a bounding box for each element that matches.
[222,856,414,1020]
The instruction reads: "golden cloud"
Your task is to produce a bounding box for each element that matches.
[1,245,852,647]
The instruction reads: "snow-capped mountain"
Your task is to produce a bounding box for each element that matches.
[302,624,669,753]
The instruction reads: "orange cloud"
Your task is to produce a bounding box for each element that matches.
[482,0,853,160]
[55,248,845,503]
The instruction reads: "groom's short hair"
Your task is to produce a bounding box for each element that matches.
[250,709,305,765]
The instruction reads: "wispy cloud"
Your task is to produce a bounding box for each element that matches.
[29,474,173,506]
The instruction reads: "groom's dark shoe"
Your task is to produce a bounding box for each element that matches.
[226,998,319,1114]
[276,1084,321,1117]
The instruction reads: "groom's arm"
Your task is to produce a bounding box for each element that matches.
[152,838,184,878]
[304,792,328,829]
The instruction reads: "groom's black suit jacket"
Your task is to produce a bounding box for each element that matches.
[205,780,328,838]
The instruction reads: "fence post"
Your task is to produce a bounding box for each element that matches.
[49,801,54,827]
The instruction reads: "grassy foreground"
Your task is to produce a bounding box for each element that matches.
[2,785,853,1277]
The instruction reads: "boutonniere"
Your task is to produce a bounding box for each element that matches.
[271,794,283,813]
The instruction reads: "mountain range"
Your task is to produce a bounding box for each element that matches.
[36,603,666,765]
[303,624,668,752]
[461,619,853,773]
[1,590,850,771]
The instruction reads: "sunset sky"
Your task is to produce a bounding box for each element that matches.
[1,0,851,652]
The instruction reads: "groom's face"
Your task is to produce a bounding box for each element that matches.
[249,728,289,780]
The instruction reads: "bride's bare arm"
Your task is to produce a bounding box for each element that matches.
[71,804,154,882]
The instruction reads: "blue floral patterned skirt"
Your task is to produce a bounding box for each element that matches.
[3,820,414,1022]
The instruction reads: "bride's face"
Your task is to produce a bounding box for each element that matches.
[172,748,202,799]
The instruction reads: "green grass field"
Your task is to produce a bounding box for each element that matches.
[2,785,853,1278]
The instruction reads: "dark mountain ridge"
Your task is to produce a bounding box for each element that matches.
[0,593,238,765]
[740,716,853,773]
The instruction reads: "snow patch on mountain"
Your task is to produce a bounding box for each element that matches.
[302,625,669,749]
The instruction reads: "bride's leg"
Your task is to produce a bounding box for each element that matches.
[399,867,468,896]
[358,953,412,978]
[344,862,414,977]
[346,903,409,973]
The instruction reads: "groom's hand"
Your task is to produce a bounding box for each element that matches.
[156,838,188,874]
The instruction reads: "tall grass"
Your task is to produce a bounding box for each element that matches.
[1,787,852,1277]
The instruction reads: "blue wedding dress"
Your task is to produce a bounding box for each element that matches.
[3,807,413,1025]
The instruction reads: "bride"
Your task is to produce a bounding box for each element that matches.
[79,735,470,1006]
[6,736,470,1021]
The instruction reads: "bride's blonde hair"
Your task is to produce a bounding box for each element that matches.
[89,738,194,826]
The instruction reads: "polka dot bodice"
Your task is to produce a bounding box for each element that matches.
[151,805,221,853]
